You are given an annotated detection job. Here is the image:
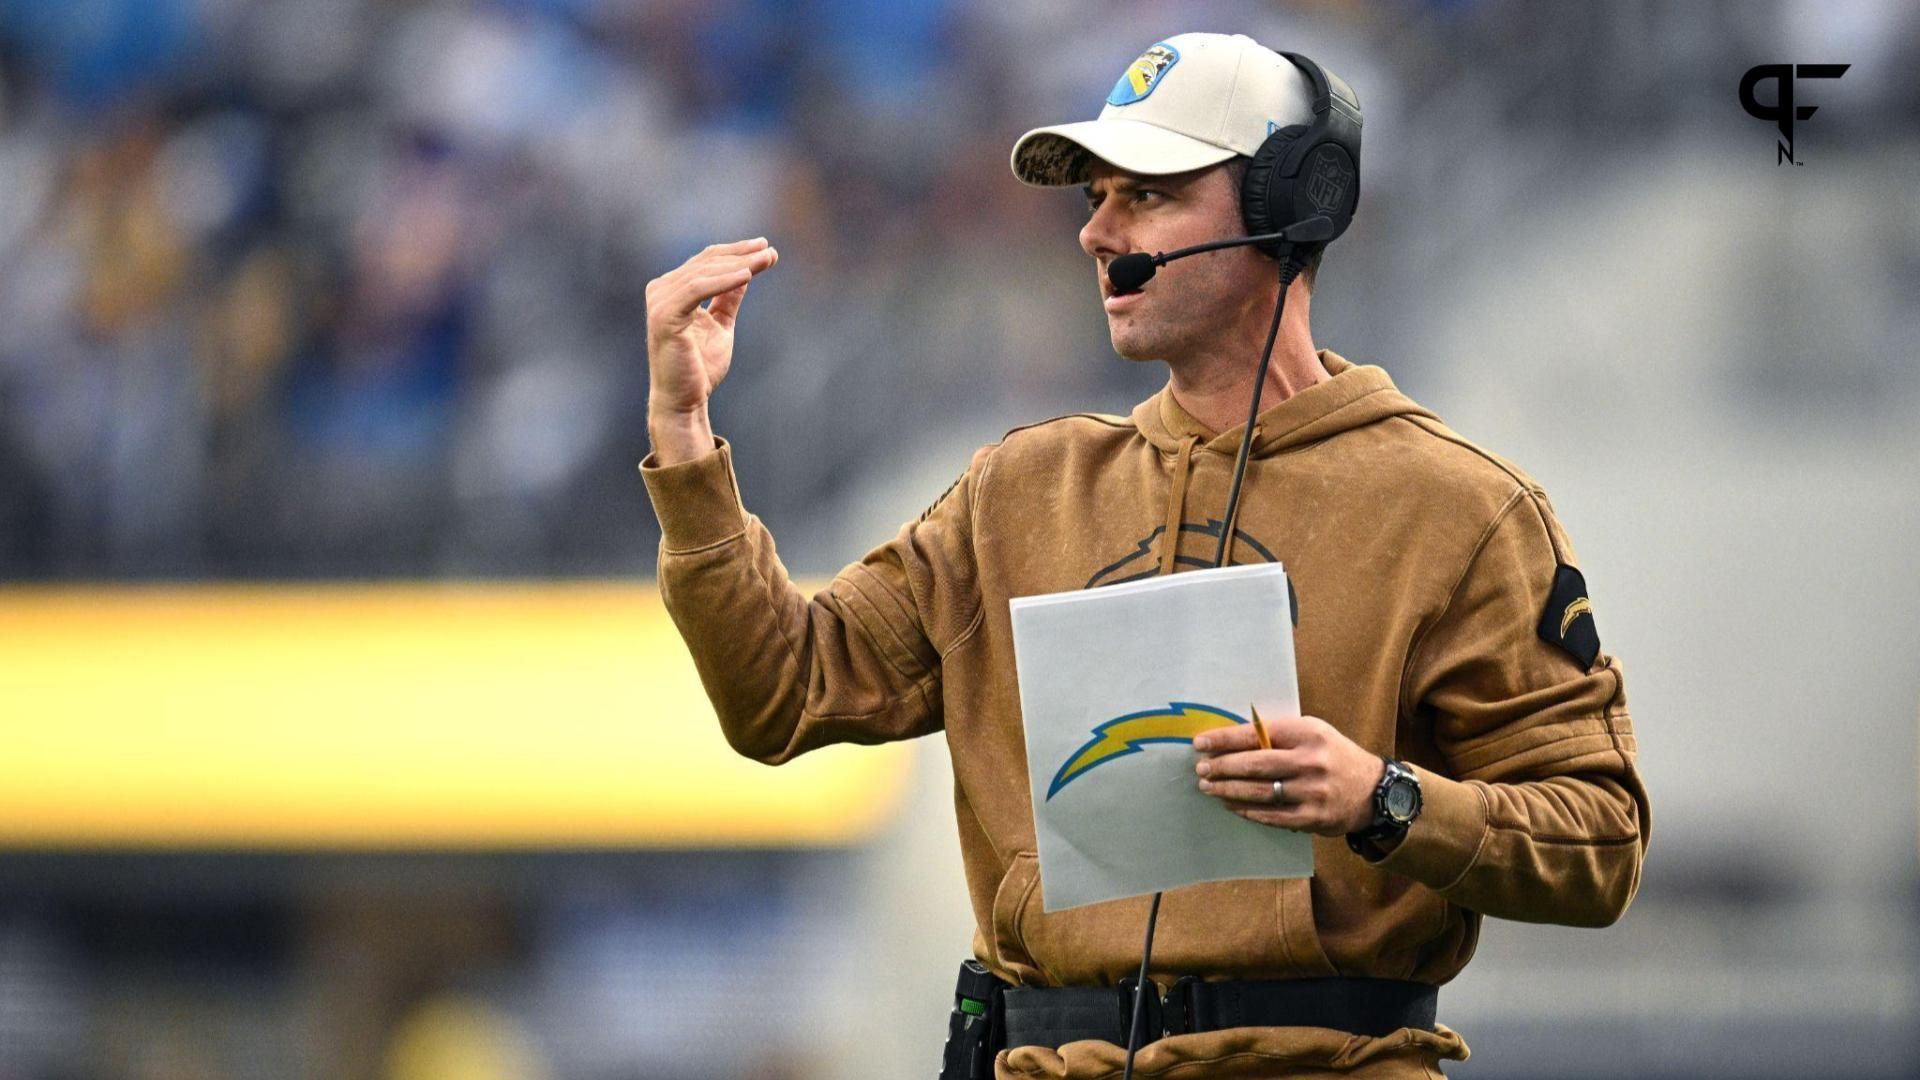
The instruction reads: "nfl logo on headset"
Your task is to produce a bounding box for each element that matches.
[1304,149,1351,215]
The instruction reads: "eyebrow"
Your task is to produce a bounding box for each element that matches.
[1083,177,1146,202]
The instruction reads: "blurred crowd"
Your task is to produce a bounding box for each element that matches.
[0,0,1124,579]
[1,0,1917,581]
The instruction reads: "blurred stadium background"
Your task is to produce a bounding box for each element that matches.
[1,0,1918,1076]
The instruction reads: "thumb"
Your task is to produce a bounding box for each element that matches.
[707,278,749,328]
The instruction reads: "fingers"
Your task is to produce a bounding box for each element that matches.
[1191,723,1257,752]
[646,240,780,328]
[672,250,777,310]
[1198,778,1345,837]
[1218,800,1324,833]
[1192,713,1313,753]
[706,278,749,327]
[1195,747,1303,781]
[704,237,774,256]
[1197,775,1293,803]
[1248,711,1317,748]
[1194,744,1341,835]
[1196,749,1305,806]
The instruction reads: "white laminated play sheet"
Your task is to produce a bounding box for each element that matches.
[1009,562,1315,912]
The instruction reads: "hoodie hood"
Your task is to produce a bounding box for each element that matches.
[1130,348,1437,457]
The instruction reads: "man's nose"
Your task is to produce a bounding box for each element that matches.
[1079,203,1125,261]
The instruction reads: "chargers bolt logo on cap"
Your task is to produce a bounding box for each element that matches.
[1108,42,1180,106]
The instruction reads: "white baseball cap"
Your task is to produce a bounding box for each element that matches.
[1010,32,1316,188]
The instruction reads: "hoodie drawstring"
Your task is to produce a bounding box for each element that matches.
[1157,435,1200,577]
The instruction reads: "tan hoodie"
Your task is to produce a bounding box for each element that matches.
[641,349,1649,1074]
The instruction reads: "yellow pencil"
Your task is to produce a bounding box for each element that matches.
[1250,703,1272,750]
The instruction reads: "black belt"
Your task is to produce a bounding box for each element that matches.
[1001,976,1436,1050]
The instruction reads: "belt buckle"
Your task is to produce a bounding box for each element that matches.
[1115,975,1166,1042]
[1161,976,1201,1037]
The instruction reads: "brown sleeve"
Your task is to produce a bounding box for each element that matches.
[1370,488,1652,927]
[639,437,988,764]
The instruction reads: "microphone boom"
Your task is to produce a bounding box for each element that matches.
[1105,216,1333,295]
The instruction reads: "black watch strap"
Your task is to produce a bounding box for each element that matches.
[1346,757,1419,857]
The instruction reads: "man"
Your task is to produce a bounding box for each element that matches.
[641,32,1649,1079]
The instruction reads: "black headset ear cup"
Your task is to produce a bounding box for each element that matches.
[1240,124,1305,257]
[1293,143,1358,239]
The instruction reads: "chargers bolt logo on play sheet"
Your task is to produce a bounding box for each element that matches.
[1047,702,1246,800]
[1108,43,1180,106]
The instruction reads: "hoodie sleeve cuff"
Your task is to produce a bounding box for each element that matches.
[638,437,750,552]
[1361,764,1490,890]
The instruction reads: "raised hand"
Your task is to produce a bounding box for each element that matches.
[644,237,780,464]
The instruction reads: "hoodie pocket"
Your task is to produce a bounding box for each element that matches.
[1008,871,1340,984]
[1277,876,1340,977]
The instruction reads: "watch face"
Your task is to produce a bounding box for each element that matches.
[1385,782,1417,821]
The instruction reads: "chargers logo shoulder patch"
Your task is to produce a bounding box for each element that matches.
[1047,702,1244,800]
[1108,42,1180,106]
[1537,564,1600,669]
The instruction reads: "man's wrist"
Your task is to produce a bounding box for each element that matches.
[1346,757,1421,858]
[647,403,716,466]
[1347,753,1389,833]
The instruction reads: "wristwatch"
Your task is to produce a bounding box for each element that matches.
[1346,756,1422,857]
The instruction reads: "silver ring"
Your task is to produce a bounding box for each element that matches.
[1270,780,1286,804]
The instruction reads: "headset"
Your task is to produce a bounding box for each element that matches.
[1239,51,1364,261]
[1106,49,1363,295]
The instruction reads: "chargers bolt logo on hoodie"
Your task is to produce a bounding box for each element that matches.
[1047,702,1247,800]
[1108,43,1180,106]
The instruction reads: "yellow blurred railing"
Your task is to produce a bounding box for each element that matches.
[0,582,911,848]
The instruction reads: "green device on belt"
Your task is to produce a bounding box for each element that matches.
[939,959,1007,1080]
